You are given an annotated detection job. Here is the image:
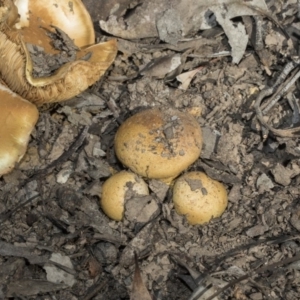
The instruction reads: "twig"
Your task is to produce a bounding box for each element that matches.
[263,69,300,114]
[0,194,39,224]
[205,252,300,300]
[254,60,300,138]
[253,16,264,51]
[80,280,107,300]
[20,125,89,187]
[209,234,300,273]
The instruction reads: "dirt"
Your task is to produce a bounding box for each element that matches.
[1,0,300,300]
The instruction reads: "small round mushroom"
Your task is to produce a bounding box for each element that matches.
[100,171,149,221]
[114,108,202,183]
[0,82,39,176]
[172,171,228,225]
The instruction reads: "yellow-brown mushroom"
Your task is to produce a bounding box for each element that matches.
[0,0,117,105]
[172,172,228,225]
[114,108,202,183]
[14,0,95,50]
[0,0,117,176]
[100,171,149,221]
[0,81,38,176]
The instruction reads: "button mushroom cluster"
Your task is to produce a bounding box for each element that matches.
[0,0,117,176]
[100,108,228,225]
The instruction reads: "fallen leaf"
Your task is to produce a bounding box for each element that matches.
[130,254,152,300]
[140,54,182,79]
[213,5,248,63]
[100,0,270,63]
[177,66,203,90]
[43,253,76,287]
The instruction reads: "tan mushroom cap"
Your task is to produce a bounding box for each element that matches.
[0,0,118,105]
[172,172,228,225]
[0,82,38,176]
[100,171,149,221]
[114,108,202,183]
[14,0,95,51]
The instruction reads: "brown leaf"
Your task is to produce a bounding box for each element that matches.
[130,254,152,300]
[87,257,102,278]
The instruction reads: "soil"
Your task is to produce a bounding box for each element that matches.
[1,1,300,300]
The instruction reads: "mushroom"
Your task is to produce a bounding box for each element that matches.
[0,81,38,176]
[14,0,95,50]
[0,0,117,105]
[0,0,117,176]
[100,171,149,221]
[172,171,228,225]
[114,108,202,183]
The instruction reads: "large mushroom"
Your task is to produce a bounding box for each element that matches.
[114,108,202,183]
[0,0,117,105]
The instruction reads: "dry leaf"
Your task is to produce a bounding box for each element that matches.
[177,66,203,90]
[130,254,152,300]
[100,0,269,63]
[140,54,182,79]
[101,0,269,39]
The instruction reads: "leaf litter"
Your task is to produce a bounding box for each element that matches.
[2,0,300,299]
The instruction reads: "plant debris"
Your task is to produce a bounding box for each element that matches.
[2,0,300,299]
